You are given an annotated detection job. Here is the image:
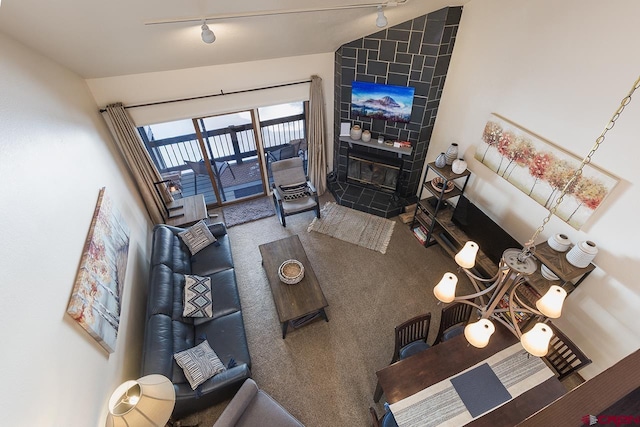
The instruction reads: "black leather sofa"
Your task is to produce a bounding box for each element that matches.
[141,222,251,419]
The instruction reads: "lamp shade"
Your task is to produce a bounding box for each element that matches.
[455,241,479,269]
[433,272,458,303]
[106,374,175,427]
[521,323,553,357]
[536,285,567,318]
[464,319,495,348]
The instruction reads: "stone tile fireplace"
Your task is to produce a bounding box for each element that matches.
[329,6,462,218]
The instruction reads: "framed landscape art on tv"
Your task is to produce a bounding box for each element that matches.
[351,81,415,123]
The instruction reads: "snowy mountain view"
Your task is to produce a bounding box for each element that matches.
[351,81,415,123]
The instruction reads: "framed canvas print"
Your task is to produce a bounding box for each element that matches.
[351,81,415,123]
[475,113,619,230]
[67,187,130,353]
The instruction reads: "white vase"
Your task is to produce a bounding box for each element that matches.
[361,130,371,142]
[445,143,459,165]
[547,233,571,252]
[451,158,467,174]
[435,152,447,168]
[566,240,598,268]
[350,125,362,140]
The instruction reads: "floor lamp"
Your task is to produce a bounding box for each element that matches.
[106,374,175,427]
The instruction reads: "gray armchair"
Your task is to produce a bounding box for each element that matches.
[271,157,320,227]
[212,379,303,427]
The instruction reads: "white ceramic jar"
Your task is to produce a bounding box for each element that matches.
[547,233,571,252]
[361,130,371,142]
[350,125,362,140]
[452,158,467,174]
[566,240,598,268]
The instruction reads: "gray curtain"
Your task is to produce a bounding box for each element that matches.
[308,75,327,195]
[104,103,166,224]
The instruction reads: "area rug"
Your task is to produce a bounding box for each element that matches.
[307,202,395,254]
[222,196,275,227]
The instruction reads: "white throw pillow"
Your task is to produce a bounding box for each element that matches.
[178,220,216,255]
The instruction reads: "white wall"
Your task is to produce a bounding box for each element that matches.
[86,53,336,167]
[431,0,640,378]
[0,34,153,426]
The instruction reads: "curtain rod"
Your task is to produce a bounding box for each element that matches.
[98,79,312,113]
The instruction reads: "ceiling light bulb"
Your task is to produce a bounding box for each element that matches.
[376,6,388,28]
[201,23,216,44]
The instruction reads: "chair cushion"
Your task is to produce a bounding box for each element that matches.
[178,220,217,255]
[382,410,399,427]
[441,324,465,342]
[399,341,431,360]
[183,274,212,318]
[174,340,226,390]
[281,197,317,214]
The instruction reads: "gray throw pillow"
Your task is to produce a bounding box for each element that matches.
[183,274,213,318]
[174,340,226,390]
[178,220,216,255]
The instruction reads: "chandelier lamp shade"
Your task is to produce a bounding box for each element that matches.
[433,74,640,357]
[105,374,175,427]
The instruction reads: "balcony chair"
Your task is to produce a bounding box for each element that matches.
[369,406,398,427]
[374,312,432,402]
[543,320,592,381]
[271,157,320,227]
[433,302,474,345]
[184,159,235,196]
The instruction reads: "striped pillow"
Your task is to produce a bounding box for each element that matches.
[174,341,226,390]
[178,220,216,255]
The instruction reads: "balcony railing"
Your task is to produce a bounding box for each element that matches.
[139,113,306,176]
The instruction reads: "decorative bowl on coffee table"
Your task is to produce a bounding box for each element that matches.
[278,259,305,285]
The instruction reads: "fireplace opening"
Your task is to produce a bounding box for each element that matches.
[347,148,402,193]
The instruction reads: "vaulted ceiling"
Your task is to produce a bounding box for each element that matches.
[0,0,467,79]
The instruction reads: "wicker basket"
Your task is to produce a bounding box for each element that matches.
[278,259,305,285]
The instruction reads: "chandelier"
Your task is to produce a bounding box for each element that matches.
[433,75,640,356]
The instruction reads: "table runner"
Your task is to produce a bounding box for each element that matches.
[389,343,554,427]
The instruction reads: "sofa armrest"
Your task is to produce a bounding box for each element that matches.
[213,379,259,427]
[207,222,228,238]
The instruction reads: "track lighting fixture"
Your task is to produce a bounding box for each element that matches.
[376,5,388,28]
[201,21,216,44]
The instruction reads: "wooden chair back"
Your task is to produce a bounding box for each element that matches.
[544,321,592,380]
[392,312,431,363]
[434,302,473,345]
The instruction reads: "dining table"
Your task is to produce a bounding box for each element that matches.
[375,323,567,427]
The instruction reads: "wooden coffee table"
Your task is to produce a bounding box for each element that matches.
[258,235,328,338]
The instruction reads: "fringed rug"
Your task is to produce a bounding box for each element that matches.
[308,202,395,254]
[222,196,275,228]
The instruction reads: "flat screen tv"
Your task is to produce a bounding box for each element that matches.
[451,196,521,265]
[351,81,415,123]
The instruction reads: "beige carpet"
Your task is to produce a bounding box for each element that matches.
[308,202,396,254]
[179,192,474,427]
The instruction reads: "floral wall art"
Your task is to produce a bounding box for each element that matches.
[475,114,619,230]
[66,187,130,353]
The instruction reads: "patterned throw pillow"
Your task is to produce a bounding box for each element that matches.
[178,220,216,255]
[279,182,310,201]
[183,275,213,317]
[174,341,226,390]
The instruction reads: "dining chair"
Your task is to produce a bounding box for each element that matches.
[543,320,592,381]
[433,302,473,345]
[369,406,398,427]
[392,312,432,363]
[374,312,432,403]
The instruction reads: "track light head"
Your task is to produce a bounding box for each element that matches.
[376,6,388,28]
[201,22,216,44]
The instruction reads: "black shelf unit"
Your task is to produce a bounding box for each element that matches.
[410,162,471,246]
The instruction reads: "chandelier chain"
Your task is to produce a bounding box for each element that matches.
[523,75,640,252]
